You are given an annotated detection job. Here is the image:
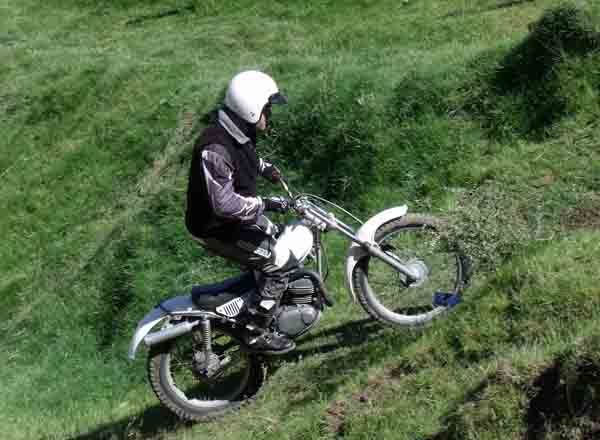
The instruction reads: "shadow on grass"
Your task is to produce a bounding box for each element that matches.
[274,316,423,415]
[60,404,187,440]
[292,316,381,356]
[57,319,384,440]
[525,358,600,440]
[125,4,195,26]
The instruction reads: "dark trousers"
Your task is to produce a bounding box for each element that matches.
[194,224,296,311]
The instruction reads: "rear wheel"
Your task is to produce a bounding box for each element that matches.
[147,324,266,422]
[354,214,470,327]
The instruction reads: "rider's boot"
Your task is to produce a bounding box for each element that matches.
[244,327,295,355]
[242,274,295,355]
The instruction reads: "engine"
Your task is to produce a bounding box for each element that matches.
[284,277,316,305]
[274,276,321,338]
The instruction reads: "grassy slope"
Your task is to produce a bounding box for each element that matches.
[1,0,599,439]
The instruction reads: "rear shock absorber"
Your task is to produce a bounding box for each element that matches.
[200,316,212,355]
[193,316,221,376]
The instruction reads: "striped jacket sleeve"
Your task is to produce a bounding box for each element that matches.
[201,144,264,222]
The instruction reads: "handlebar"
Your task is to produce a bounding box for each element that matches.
[279,178,363,231]
[277,179,419,282]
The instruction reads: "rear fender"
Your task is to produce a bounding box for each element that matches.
[344,205,408,302]
[128,295,196,360]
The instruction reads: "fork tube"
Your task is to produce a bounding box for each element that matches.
[307,202,356,236]
[314,228,323,278]
[363,242,418,282]
[311,211,418,282]
[302,203,420,282]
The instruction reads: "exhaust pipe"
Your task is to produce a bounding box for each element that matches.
[144,320,199,347]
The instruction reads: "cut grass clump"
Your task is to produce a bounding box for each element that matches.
[445,183,536,272]
[464,2,600,139]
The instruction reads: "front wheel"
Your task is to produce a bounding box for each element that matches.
[147,324,266,422]
[354,214,470,327]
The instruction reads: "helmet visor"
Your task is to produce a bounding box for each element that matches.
[268,92,288,105]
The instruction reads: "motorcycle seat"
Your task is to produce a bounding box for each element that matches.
[191,272,256,310]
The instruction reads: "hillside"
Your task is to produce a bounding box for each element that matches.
[1,0,599,439]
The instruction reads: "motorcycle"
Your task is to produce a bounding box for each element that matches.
[128,180,470,421]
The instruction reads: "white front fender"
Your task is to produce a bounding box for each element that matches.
[128,295,196,360]
[344,205,408,302]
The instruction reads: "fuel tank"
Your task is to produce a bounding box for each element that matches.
[274,221,314,264]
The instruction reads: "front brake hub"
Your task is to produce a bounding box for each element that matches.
[405,259,429,288]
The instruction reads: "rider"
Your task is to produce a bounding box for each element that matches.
[185,70,296,355]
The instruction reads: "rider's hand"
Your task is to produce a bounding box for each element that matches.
[263,164,282,184]
[263,196,291,213]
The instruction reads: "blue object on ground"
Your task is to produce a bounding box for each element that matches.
[433,291,462,308]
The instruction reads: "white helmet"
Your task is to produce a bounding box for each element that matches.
[224,70,287,124]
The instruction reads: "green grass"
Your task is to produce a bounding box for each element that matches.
[1,0,599,439]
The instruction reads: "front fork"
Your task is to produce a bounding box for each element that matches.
[314,228,324,279]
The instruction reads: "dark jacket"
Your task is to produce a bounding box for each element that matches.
[186,109,271,239]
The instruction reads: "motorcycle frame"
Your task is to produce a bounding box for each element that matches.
[129,186,415,360]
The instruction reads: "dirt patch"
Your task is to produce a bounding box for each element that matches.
[562,204,600,231]
[325,400,347,437]
[525,358,600,440]
[324,372,399,436]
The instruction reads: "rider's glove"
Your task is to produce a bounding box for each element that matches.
[263,196,291,213]
[262,164,282,184]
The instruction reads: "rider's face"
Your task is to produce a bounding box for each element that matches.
[256,103,272,132]
[256,113,267,131]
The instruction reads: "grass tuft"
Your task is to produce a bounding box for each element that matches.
[463,2,600,139]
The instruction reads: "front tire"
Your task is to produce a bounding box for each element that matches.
[147,324,266,422]
[354,214,470,327]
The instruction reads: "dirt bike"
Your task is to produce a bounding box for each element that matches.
[128,179,470,421]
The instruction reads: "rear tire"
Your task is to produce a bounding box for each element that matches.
[354,214,470,327]
[147,325,266,422]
